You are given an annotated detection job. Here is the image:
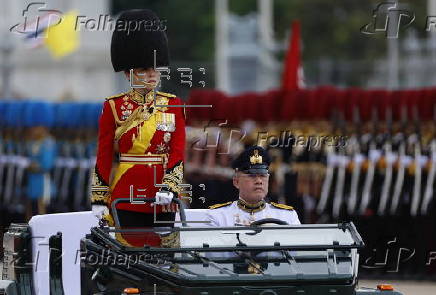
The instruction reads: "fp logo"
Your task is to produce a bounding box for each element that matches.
[10,2,62,38]
[361,2,415,38]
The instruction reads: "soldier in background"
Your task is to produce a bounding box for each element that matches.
[25,102,57,218]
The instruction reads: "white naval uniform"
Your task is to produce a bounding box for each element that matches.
[205,201,301,226]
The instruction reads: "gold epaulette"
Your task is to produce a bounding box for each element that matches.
[209,201,233,209]
[105,92,126,101]
[157,91,176,98]
[270,202,294,210]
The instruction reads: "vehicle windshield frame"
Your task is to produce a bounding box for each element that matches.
[96,222,365,253]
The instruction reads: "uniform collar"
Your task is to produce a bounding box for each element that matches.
[237,198,266,214]
[128,89,155,105]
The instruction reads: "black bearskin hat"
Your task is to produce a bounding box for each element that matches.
[111,9,169,72]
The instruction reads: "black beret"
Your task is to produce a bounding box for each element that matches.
[111,9,169,72]
[232,146,271,174]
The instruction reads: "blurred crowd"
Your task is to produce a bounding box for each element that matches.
[0,101,100,225]
[183,87,436,279]
[1,90,436,278]
[184,88,436,220]
[185,116,436,218]
[184,116,436,279]
[1,94,436,222]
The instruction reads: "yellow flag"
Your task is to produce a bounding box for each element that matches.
[44,10,79,58]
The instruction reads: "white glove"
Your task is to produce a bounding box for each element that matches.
[152,191,174,206]
[92,205,109,219]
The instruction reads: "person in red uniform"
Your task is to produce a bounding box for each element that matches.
[90,9,185,247]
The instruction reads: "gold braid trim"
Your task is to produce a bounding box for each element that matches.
[270,202,294,210]
[237,199,266,213]
[108,99,123,125]
[90,191,109,203]
[209,201,233,209]
[114,106,147,140]
[102,213,114,226]
[162,162,184,194]
[160,232,180,248]
[113,96,169,141]
[128,89,154,104]
[91,168,110,204]
[105,92,126,101]
[156,91,176,98]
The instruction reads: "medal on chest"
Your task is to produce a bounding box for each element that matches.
[156,112,176,132]
[156,143,168,154]
[155,132,172,154]
[163,132,171,142]
[120,100,134,120]
[236,212,256,226]
[234,214,241,225]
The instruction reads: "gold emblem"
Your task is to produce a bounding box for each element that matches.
[250,149,262,164]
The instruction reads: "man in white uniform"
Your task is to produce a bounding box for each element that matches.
[206,146,301,226]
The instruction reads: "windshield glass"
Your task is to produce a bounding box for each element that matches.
[93,223,362,281]
[178,224,360,249]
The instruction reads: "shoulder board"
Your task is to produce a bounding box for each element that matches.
[157,91,176,98]
[209,201,233,209]
[270,202,294,210]
[105,92,126,101]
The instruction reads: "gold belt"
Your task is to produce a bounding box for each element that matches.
[119,153,167,166]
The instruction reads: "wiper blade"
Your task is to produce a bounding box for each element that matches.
[281,250,303,278]
[188,251,237,276]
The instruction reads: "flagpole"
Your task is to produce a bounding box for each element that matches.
[258,0,276,91]
[0,32,13,99]
[0,0,13,99]
[428,0,436,85]
[215,0,230,92]
[387,0,399,89]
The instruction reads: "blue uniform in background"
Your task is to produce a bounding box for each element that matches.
[26,137,57,201]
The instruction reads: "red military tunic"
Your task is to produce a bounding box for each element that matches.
[90,89,185,220]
